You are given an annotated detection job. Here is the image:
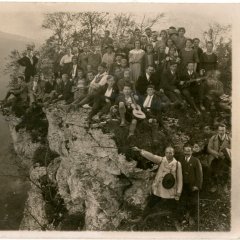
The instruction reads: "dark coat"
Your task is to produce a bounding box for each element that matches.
[62,80,73,102]
[140,94,161,114]
[96,84,119,103]
[161,69,180,91]
[178,155,203,189]
[18,55,38,77]
[44,81,56,94]
[69,63,81,80]
[180,70,199,89]
[136,73,160,96]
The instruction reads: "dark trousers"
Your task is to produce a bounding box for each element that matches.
[88,96,111,120]
[179,184,198,219]
[143,194,180,220]
[209,157,230,186]
[164,90,183,103]
[181,84,204,109]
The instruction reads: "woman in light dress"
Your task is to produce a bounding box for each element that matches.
[129,40,145,85]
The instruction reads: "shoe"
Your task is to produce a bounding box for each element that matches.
[189,216,195,226]
[120,122,126,127]
[223,184,229,194]
[82,104,91,109]
[200,104,206,111]
[209,186,217,193]
[174,220,183,231]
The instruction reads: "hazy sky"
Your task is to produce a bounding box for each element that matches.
[0,3,234,43]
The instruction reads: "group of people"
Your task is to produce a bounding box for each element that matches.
[1,25,231,231]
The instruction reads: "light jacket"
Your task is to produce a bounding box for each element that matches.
[141,150,183,199]
[207,134,231,161]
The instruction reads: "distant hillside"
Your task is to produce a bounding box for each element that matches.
[0,31,41,97]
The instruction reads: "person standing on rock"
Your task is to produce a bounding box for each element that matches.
[132,146,183,230]
[178,144,203,228]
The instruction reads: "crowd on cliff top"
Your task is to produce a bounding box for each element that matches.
[0,26,231,231]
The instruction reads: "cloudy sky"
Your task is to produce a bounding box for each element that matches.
[0,3,234,43]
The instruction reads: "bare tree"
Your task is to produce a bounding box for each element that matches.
[137,13,165,33]
[203,22,231,46]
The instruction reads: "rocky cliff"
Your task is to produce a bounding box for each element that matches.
[9,107,156,231]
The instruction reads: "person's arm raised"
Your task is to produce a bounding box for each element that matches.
[132,147,162,165]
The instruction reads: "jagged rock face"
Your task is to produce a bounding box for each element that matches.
[46,108,155,230]
[8,116,41,167]
[19,167,49,230]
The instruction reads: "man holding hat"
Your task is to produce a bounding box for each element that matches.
[133,146,183,230]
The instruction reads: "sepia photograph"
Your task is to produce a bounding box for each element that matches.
[0,2,236,236]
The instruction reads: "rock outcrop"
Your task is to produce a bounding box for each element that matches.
[10,107,156,230]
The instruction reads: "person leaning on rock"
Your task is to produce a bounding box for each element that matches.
[132,146,183,230]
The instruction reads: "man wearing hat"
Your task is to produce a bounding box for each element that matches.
[102,45,115,73]
[133,146,183,230]
[18,46,39,83]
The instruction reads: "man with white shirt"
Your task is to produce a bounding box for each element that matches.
[141,85,163,143]
[132,146,183,230]
[60,47,73,75]
[74,63,109,109]
[87,75,118,124]
[69,56,80,81]
[178,144,203,228]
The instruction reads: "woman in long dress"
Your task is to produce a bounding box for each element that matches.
[129,40,145,86]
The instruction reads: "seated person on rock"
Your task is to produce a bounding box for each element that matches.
[140,84,163,143]
[42,74,56,104]
[113,66,123,83]
[119,57,131,79]
[207,123,231,193]
[1,75,29,116]
[58,73,74,105]
[202,70,229,112]
[160,61,184,107]
[136,65,160,97]
[72,69,87,101]
[70,63,109,109]
[132,146,183,231]
[28,73,45,106]
[87,75,118,124]
[117,69,134,93]
[115,84,140,138]
[49,77,65,104]
[179,62,205,115]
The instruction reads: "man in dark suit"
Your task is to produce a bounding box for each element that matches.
[140,85,162,143]
[161,61,183,106]
[18,47,39,83]
[61,74,73,104]
[87,75,118,123]
[179,62,205,114]
[178,144,203,228]
[69,56,81,80]
[136,65,160,96]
